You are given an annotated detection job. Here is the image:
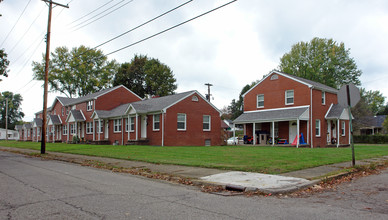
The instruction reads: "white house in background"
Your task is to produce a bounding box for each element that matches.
[0,128,19,140]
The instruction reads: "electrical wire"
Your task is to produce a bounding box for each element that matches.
[106,0,237,56]
[92,0,193,50]
[67,0,115,26]
[70,0,132,31]
[0,0,33,47]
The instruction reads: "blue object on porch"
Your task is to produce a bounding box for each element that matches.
[300,133,306,144]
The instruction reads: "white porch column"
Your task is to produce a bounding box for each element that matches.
[67,122,69,142]
[121,118,124,145]
[296,119,300,148]
[53,126,55,143]
[127,115,130,141]
[233,124,236,140]
[253,123,256,145]
[135,114,138,141]
[307,120,310,147]
[272,121,275,146]
[93,120,95,141]
[337,119,340,148]
[243,124,246,135]
[98,120,101,141]
[75,122,78,138]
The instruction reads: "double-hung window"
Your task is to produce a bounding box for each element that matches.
[257,94,264,108]
[315,119,321,137]
[86,122,93,134]
[125,117,136,132]
[87,101,93,111]
[203,115,211,131]
[177,113,186,131]
[96,120,103,133]
[113,119,121,132]
[153,115,160,131]
[322,91,326,105]
[285,90,294,105]
[341,121,346,136]
[70,124,76,135]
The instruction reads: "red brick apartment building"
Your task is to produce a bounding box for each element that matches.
[17,85,222,146]
[233,71,351,148]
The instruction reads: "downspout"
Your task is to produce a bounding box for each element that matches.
[135,113,138,141]
[127,114,130,141]
[93,119,95,141]
[310,87,313,148]
[296,119,300,148]
[121,117,124,145]
[272,121,275,146]
[67,122,69,142]
[337,119,340,148]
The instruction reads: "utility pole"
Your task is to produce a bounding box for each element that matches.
[41,0,68,154]
[204,83,213,102]
[5,98,8,141]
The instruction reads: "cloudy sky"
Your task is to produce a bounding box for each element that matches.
[1,0,388,121]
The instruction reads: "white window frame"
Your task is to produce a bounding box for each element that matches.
[113,119,122,133]
[87,100,93,111]
[285,90,294,105]
[315,119,321,137]
[177,113,186,131]
[96,120,103,133]
[257,94,264,108]
[130,117,135,132]
[70,124,76,135]
[341,121,345,136]
[203,115,211,131]
[86,122,93,134]
[61,107,64,116]
[322,91,326,105]
[153,114,160,131]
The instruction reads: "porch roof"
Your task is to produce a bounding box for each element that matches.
[93,103,130,119]
[325,104,351,120]
[33,118,42,127]
[48,115,62,125]
[233,106,309,124]
[66,110,86,122]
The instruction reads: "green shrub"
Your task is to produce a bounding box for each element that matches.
[354,134,388,144]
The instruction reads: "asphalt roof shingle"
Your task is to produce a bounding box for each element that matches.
[233,107,309,123]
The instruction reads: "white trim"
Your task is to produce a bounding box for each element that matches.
[162,112,165,146]
[341,121,346,136]
[244,105,310,113]
[324,103,334,118]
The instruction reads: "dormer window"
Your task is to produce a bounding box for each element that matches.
[87,101,93,111]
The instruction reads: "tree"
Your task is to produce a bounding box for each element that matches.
[360,88,386,115]
[383,116,388,133]
[229,81,257,120]
[279,37,362,89]
[377,104,388,115]
[112,54,177,98]
[32,45,118,98]
[0,91,24,130]
[0,48,10,82]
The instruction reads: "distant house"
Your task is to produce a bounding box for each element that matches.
[0,128,19,140]
[233,70,351,148]
[24,86,222,146]
[354,115,387,135]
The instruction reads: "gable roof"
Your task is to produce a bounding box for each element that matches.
[48,115,62,125]
[234,106,310,123]
[56,97,74,106]
[66,110,86,122]
[243,70,338,97]
[92,91,221,119]
[355,115,387,128]
[33,118,43,127]
[65,85,142,106]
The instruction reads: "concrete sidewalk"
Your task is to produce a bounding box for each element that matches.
[1,146,387,194]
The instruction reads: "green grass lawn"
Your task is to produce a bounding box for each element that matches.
[1,141,387,174]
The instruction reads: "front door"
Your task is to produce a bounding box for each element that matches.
[104,120,109,139]
[141,115,147,139]
[289,121,297,143]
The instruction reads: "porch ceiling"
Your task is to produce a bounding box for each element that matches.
[233,106,309,124]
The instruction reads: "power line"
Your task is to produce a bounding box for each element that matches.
[0,0,33,47]
[8,6,45,55]
[70,0,133,31]
[106,0,237,56]
[92,0,193,51]
[68,0,114,26]
[12,38,44,77]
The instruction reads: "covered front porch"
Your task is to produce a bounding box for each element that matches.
[233,106,310,148]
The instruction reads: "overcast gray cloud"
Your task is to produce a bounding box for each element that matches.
[1,0,387,121]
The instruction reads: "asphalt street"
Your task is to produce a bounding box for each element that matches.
[1,151,387,220]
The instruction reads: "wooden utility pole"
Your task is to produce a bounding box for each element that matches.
[41,0,68,154]
[5,98,8,141]
[204,83,213,102]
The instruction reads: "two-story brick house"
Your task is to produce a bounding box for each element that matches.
[233,70,351,148]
